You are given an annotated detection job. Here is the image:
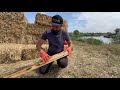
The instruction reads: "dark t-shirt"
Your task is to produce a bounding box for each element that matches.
[41,29,71,55]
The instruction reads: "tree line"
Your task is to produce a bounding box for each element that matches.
[69,28,120,44]
[69,30,107,37]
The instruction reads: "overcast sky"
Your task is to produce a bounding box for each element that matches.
[24,12,120,33]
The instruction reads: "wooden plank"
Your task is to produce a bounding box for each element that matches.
[3,51,69,78]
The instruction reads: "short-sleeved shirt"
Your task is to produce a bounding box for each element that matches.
[41,29,71,55]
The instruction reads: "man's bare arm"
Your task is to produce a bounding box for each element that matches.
[36,39,45,52]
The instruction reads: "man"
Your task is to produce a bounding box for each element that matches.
[36,15,73,74]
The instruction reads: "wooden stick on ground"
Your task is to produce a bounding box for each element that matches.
[3,51,69,78]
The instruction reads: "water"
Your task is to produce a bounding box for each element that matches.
[82,36,112,44]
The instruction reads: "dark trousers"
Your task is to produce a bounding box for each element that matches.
[39,56,68,74]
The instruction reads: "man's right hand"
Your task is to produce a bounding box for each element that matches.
[40,50,50,62]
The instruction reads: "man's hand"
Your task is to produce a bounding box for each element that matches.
[66,46,73,55]
[40,50,50,62]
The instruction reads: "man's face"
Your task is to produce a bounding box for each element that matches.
[52,24,62,31]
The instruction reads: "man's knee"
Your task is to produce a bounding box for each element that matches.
[59,62,68,68]
[39,68,49,74]
[39,62,53,74]
[57,56,68,68]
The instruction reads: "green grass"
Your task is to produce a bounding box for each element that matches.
[76,38,104,45]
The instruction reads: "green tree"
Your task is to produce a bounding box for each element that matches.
[114,28,120,34]
[111,28,120,44]
[73,30,79,36]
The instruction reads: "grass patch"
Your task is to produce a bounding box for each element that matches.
[76,38,104,45]
[103,44,120,56]
[73,41,120,56]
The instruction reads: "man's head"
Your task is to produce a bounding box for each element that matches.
[51,15,63,31]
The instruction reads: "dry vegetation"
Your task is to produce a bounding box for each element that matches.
[0,42,120,78]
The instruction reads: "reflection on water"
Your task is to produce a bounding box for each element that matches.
[82,36,112,44]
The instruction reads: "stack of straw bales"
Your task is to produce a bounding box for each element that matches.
[0,12,68,64]
[0,12,68,44]
[0,12,27,44]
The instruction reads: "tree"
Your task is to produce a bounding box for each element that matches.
[112,28,120,44]
[73,30,79,36]
[107,32,112,35]
[114,28,120,35]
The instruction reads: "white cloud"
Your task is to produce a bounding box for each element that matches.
[70,12,120,33]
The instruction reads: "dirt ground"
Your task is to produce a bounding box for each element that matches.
[0,42,120,78]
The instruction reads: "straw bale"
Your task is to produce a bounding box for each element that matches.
[35,13,51,26]
[0,44,22,64]
[0,12,27,44]
[0,12,27,32]
[26,24,51,35]
[21,44,48,60]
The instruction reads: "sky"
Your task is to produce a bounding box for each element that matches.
[24,12,120,33]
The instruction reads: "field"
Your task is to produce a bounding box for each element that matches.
[0,42,120,78]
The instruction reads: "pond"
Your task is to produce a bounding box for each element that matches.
[82,36,112,44]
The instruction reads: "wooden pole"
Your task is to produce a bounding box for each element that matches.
[3,51,69,78]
